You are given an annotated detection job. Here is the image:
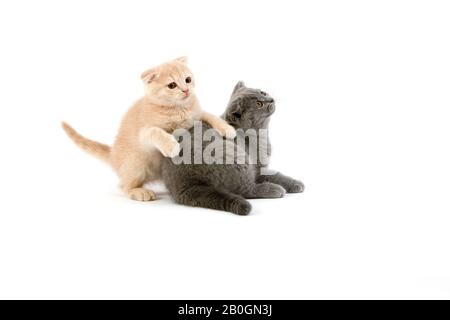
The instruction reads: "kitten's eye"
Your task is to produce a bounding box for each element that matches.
[256,101,263,108]
[185,77,192,84]
[168,82,177,89]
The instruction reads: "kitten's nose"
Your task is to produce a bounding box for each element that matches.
[268,103,276,113]
[183,89,189,96]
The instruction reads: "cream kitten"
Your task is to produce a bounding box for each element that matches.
[62,57,236,201]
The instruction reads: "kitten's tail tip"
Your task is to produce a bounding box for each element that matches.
[61,121,111,163]
[61,121,71,132]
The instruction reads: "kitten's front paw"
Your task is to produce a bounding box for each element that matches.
[166,142,181,158]
[160,137,181,158]
[255,183,286,198]
[128,188,156,201]
[287,180,305,193]
[216,124,236,139]
[224,125,237,139]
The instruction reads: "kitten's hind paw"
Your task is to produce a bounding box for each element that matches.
[229,199,252,215]
[128,188,156,201]
[287,181,305,193]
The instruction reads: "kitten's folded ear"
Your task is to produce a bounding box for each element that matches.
[141,68,159,83]
[232,81,246,95]
[174,56,188,64]
[226,98,242,123]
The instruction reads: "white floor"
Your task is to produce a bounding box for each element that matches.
[1,146,449,299]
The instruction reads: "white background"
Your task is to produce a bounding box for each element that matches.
[0,0,449,299]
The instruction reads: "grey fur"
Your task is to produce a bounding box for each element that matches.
[161,82,304,215]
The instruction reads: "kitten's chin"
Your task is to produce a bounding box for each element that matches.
[178,95,193,104]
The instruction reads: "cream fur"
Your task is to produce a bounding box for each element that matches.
[62,57,236,201]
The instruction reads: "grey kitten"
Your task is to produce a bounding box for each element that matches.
[161,81,304,215]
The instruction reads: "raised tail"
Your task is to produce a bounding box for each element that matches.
[61,122,111,163]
